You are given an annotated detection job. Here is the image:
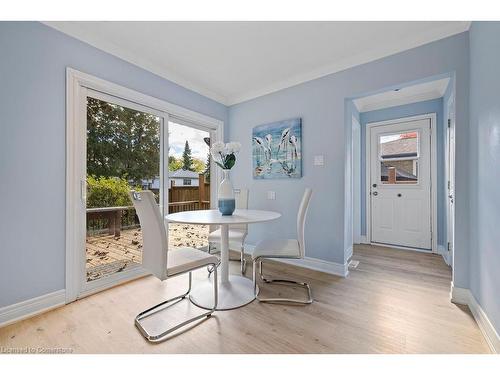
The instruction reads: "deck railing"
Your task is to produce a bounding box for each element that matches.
[87,174,210,235]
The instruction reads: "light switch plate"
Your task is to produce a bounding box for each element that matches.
[267,191,276,200]
[314,155,324,166]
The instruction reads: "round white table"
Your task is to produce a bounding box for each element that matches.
[166,209,281,310]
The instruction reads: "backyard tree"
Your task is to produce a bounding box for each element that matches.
[182,140,195,171]
[203,152,211,182]
[168,155,183,171]
[87,97,160,184]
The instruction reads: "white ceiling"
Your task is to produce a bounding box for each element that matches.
[45,21,469,106]
[353,77,450,112]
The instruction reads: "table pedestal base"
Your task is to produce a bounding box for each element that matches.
[189,275,255,310]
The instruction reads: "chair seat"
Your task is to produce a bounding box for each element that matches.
[252,239,300,260]
[167,247,219,276]
[208,228,247,242]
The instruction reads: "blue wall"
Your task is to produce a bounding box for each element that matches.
[468,21,500,334]
[359,98,446,248]
[0,22,227,308]
[229,32,470,285]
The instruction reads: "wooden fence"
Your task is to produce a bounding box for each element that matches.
[87,174,210,234]
[168,174,210,213]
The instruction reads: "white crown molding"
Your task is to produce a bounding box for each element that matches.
[42,22,230,105]
[451,283,499,353]
[227,22,470,105]
[0,289,65,328]
[43,21,470,107]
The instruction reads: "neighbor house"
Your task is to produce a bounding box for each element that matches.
[169,170,200,187]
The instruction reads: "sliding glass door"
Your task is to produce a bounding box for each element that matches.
[66,69,223,302]
[81,90,169,294]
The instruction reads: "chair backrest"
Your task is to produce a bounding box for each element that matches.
[231,188,249,232]
[130,190,168,280]
[297,188,313,258]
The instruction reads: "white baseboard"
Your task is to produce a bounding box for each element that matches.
[450,283,470,305]
[0,289,66,328]
[244,243,348,277]
[438,245,451,266]
[275,256,349,277]
[451,283,499,353]
[359,236,370,245]
[345,246,353,262]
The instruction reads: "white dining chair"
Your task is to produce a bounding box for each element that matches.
[252,188,313,304]
[130,190,219,343]
[207,188,249,274]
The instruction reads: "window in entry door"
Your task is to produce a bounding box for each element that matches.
[378,131,419,185]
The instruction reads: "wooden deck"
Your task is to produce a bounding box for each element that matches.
[86,223,209,281]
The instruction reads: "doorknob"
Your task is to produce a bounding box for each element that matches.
[397,193,402,197]
[372,191,378,196]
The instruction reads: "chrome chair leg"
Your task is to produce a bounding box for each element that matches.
[207,242,246,276]
[135,263,218,343]
[207,259,221,276]
[206,243,221,275]
[253,257,313,305]
[240,245,247,274]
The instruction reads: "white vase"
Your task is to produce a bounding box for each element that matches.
[218,169,235,215]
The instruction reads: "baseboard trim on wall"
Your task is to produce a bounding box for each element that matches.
[438,245,451,266]
[274,256,349,277]
[451,283,499,353]
[244,243,348,277]
[345,246,353,262]
[0,289,66,328]
[356,235,369,244]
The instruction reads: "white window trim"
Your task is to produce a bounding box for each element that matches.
[66,68,224,303]
[365,113,438,253]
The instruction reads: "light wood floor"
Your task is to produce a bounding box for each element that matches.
[0,245,491,353]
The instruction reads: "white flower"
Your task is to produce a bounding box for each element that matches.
[225,142,241,154]
[210,142,225,158]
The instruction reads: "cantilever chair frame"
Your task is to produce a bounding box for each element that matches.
[131,190,219,343]
[134,264,218,343]
[208,234,248,274]
[252,188,313,305]
[252,256,313,305]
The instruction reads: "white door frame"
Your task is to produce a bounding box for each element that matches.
[66,68,224,303]
[352,115,362,244]
[445,94,456,267]
[365,113,438,253]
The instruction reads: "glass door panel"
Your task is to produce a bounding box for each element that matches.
[167,120,211,251]
[86,96,161,282]
[378,131,419,185]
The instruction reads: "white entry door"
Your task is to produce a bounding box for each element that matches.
[369,118,432,250]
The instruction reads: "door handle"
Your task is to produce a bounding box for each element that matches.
[397,193,402,197]
[372,191,378,196]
